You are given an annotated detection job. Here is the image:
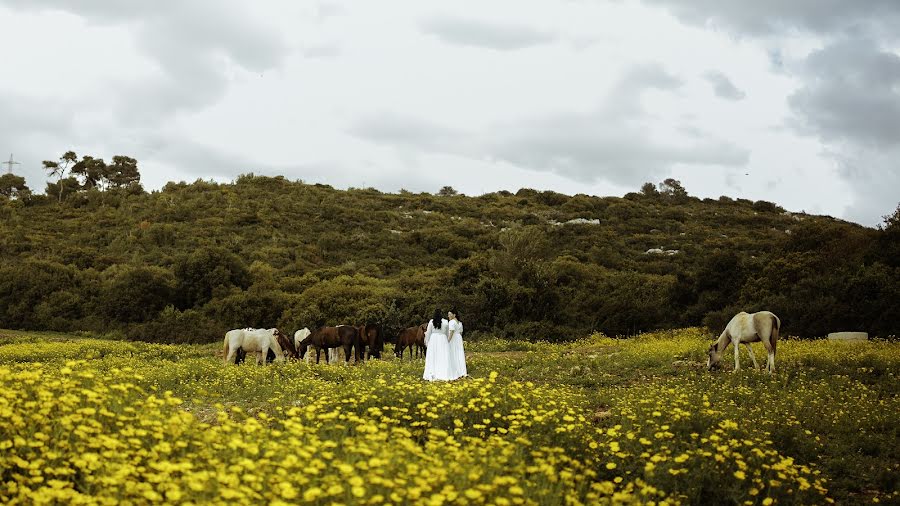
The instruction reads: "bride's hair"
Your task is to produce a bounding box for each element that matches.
[432,309,442,329]
[449,308,459,319]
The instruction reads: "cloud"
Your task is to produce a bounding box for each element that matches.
[349,64,747,187]
[0,0,288,125]
[640,0,900,224]
[788,38,900,148]
[704,71,746,100]
[347,114,467,153]
[640,0,900,37]
[420,15,556,50]
[829,145,900,226]
[300,45,342,59]
[783,38,900,226]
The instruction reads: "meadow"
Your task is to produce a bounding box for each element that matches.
[0,328,897,505]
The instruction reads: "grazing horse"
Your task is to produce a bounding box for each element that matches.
[707,311,781,373]
[394,323,427,359]
[294,328,312,361]
[275,328,299,360]
[357,323,385,360]
[224,328,285,365]
[234,328,296,364]
[298,325,358,364]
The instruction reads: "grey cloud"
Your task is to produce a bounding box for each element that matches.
[0,92,79,191]
[783,38,900,226]
[704,71,746,100]
[300,45,342,59]
[484,113,747,187]
[484,65,745,187]
[788,38,900,147]
[420,15,556,50]
[349,64,748,187]
[641,0,900,37]
[0,0,287,124]
[830,146,900,226]
[347,114,467,153]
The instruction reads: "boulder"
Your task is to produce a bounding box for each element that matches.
[827,332,868,342]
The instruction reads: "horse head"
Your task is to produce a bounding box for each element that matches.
[706,342,724,371]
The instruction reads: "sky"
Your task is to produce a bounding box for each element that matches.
[0,1,898,226]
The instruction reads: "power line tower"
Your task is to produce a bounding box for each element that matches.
[2,154,21,174]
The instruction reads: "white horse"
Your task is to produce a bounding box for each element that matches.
[223,328,285,365]
[294,328,318,364]
[707,311,780,373]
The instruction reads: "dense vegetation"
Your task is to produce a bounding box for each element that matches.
[1,329,897,504]
[1,163,898,343]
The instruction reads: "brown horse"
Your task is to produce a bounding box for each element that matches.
[356,323,385,360]
[298,325,359,364]
[395,323,427,359]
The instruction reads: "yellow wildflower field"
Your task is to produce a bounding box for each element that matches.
[0,329,897,505]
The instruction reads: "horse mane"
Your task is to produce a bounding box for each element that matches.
[275,329,298,358]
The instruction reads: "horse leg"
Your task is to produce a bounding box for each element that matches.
[743,343,760,369]
[225,347,237,366]
[732,338,741,372]
[763,339,775,374]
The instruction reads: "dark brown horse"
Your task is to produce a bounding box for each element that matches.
[394,323,427,359]
[356,323,385,360]
[298,325,358,364]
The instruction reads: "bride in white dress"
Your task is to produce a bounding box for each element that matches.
[448,309,467,379]
[422,309,453,381]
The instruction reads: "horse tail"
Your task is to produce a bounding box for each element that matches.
[770,313,781,352]
[223,337,230,365]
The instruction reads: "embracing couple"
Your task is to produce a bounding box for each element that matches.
[422,308,468,381]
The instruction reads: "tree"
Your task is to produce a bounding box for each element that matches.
[106,155,141,189]
[42,151,78,203]
[70,155,106,189]
[0,173,30,200]
[99,266,175,323]
[640,182,660,197]
[173,246,251,309]
[882,203,900,232]
[438,186,458,196]
[658,178,689,199]
[44,177,81,203]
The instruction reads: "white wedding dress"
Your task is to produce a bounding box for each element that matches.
[423,318,453,381]
[448,319,467,379]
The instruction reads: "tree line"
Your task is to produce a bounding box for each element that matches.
[1,154,898,343]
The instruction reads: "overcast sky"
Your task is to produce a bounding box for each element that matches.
[1,1,898,226]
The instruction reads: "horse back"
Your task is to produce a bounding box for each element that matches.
[398,327,416,346]
[336,325,359,345]
[751,311,780,341]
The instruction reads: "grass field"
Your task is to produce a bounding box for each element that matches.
[0,329,897,505]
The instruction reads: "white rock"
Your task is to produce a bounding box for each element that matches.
[827,332,868,342]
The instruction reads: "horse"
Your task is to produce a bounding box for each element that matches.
[394,323,427,359]
[707,311,780,373]
[234,328,296,364]
[275,328,299,359]
[294,328,311,360]
[224,328,285,365]
[357,323,385,360]
[298,325,359,364]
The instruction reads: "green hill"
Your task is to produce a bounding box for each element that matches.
[1,174,898,342]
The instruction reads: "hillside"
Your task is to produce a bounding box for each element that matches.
[1,174,898,342]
